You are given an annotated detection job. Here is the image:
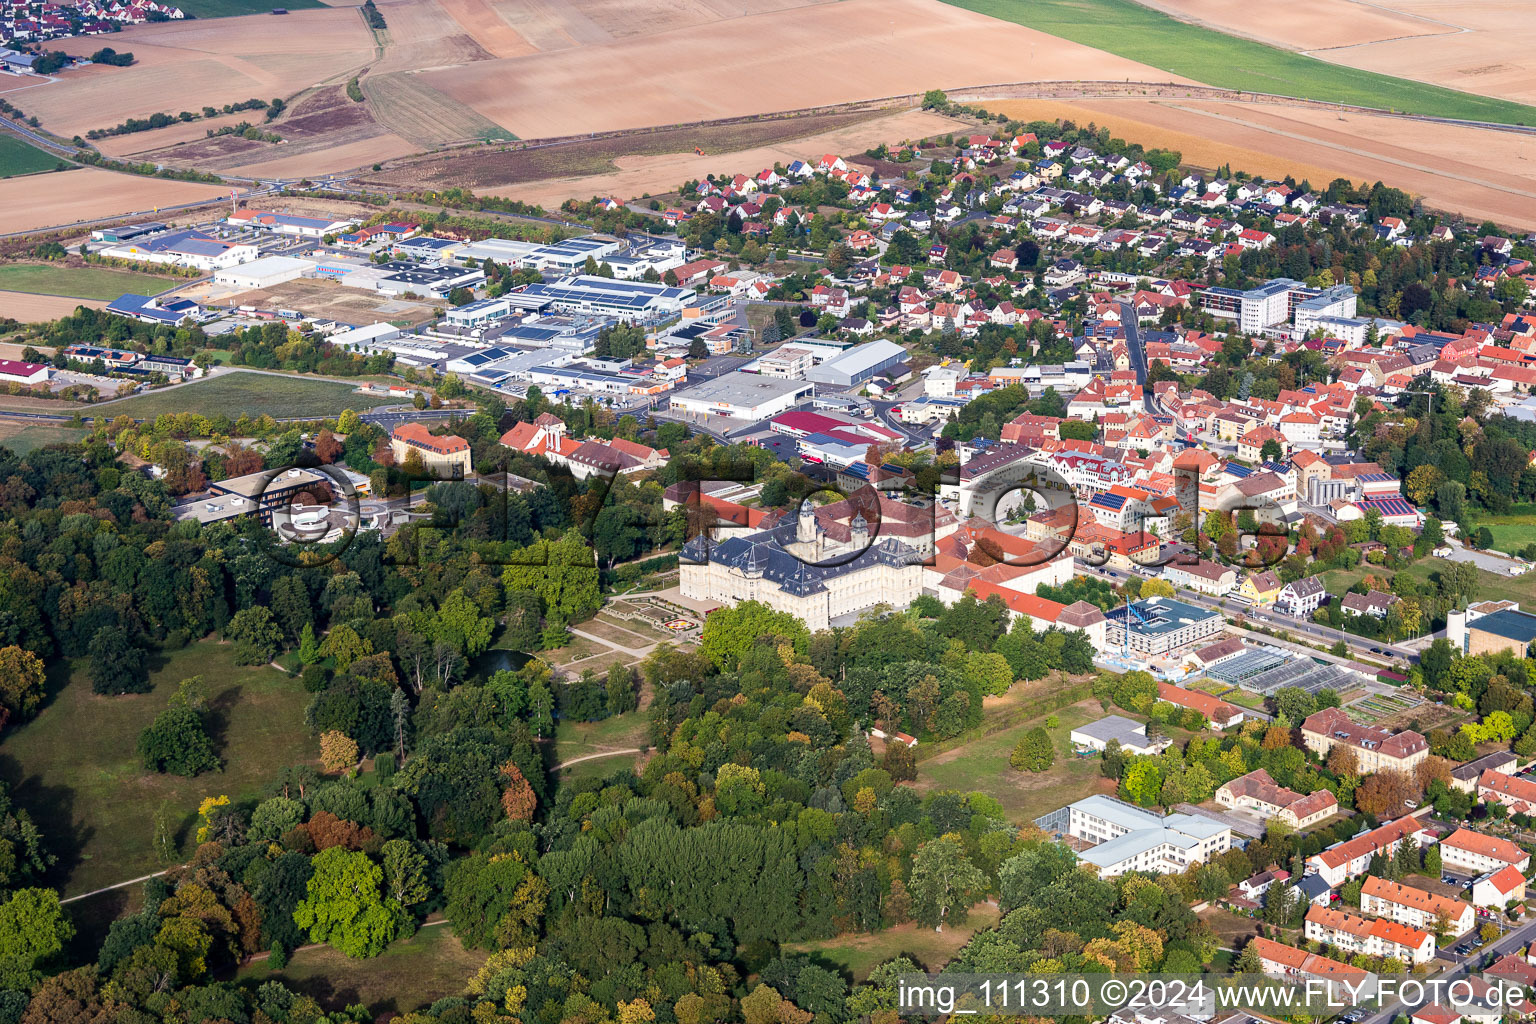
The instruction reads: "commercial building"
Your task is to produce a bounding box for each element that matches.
[1197,279,1301,333]
[105,229,258,271]
[1300,708,1428,774]
[805,339,907,388]
[227,209,356,238]
[0,359,49,385]
[1069,715,1170,756]
[390,423,472,478]
[504,275,696,320]
[1103,596,1224,656]
[213,255,313,291]
[1303,905,1435,965]
[757,346,816,380]
[1438,828,1530,876]
[1215,768,1337,828]
[670,372,814,420]
[445,297,513,329]
[374,262,485,299]
[1164,558,1237,596]
[1360,876,1473,936]
[1047,794,1233,877]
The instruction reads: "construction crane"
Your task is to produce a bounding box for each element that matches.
[1120,600,1152,658]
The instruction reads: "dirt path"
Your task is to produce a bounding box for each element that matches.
[551,748,642,772]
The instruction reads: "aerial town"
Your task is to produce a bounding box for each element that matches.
[3,0,1536,1021]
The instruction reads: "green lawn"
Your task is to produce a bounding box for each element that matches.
[0,641,314,897]
[235,924,483,1014]
[942,0,1536,125]
[1465,513,1536,556]
[912,700,1113,824]
[175,0,322,16]
[0,424,88,454]
[0,263,179,301]
[101,370,396,420]
[553,713,648,764]
[783,902,1002,980]
[0,136,66,178]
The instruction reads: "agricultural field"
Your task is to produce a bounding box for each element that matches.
[236,924,483,1014]
[911,698,1115,824]
[177,0,323,15]
[1343,691,1421,724]
[982,96,1536,230]
[0,168,229,234]
[415,0,1182,139]
[0,263,180,301]
[99,370,396,420]
[942,0,1536,125]
[0,641,313,896]
[0,135,65,178]
[0,292,103,322]
[360,71,516,149]
[1127,0,1536,107]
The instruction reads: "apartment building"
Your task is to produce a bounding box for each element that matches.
[1477,768,1536,812]
[1359,876,1473,936]
[1306,812,1435,887]
[1439,828,1530,876]
[1303,905,1435,965]
[390,423,472,478]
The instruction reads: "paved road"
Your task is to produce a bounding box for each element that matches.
[1357,916,1536,1024]
[1118,301,1149,390]
[1440,536,1526,574]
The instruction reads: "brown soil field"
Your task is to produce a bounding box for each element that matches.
[11,8,374,139]
[221,278,438,324]
[362,71,513,147]
[434,0,538,57]
[0,292,104,321]
[370,107,934,188]
[1130,0,1448,51]
[94,113,259,158]
[230,134,419,176]
[0,169,230,233]
[1127,0,1536,104]
[418,0,1193,138]
[371,0,496,74]
[426,108,970,208]
[987,97,1536,229]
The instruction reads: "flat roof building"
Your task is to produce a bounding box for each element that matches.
[670,371,813,420]
[1053,794,1234,877]
[1104,596,1223,655]
[805,339,907,389]
[508,275,695,320]
[1069,714,1169,756]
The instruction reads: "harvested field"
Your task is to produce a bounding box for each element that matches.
[944,0,1536,125]
[434,0,537,57]
[1129,0,1536,105]
[0,169,229,233]
[93,113,261,158]
[99,370,395,420]
[985,97,1536,230]
[362,70,516,148]
[370,0,497,73]
[370,107,962,201]
[0,263,180,301]
[0,291,103,322]
[217,278,439,325]
[1129,0,1447,52]
[230,133,419,176]
[20,8,374,139]
[417,0,1192,138]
